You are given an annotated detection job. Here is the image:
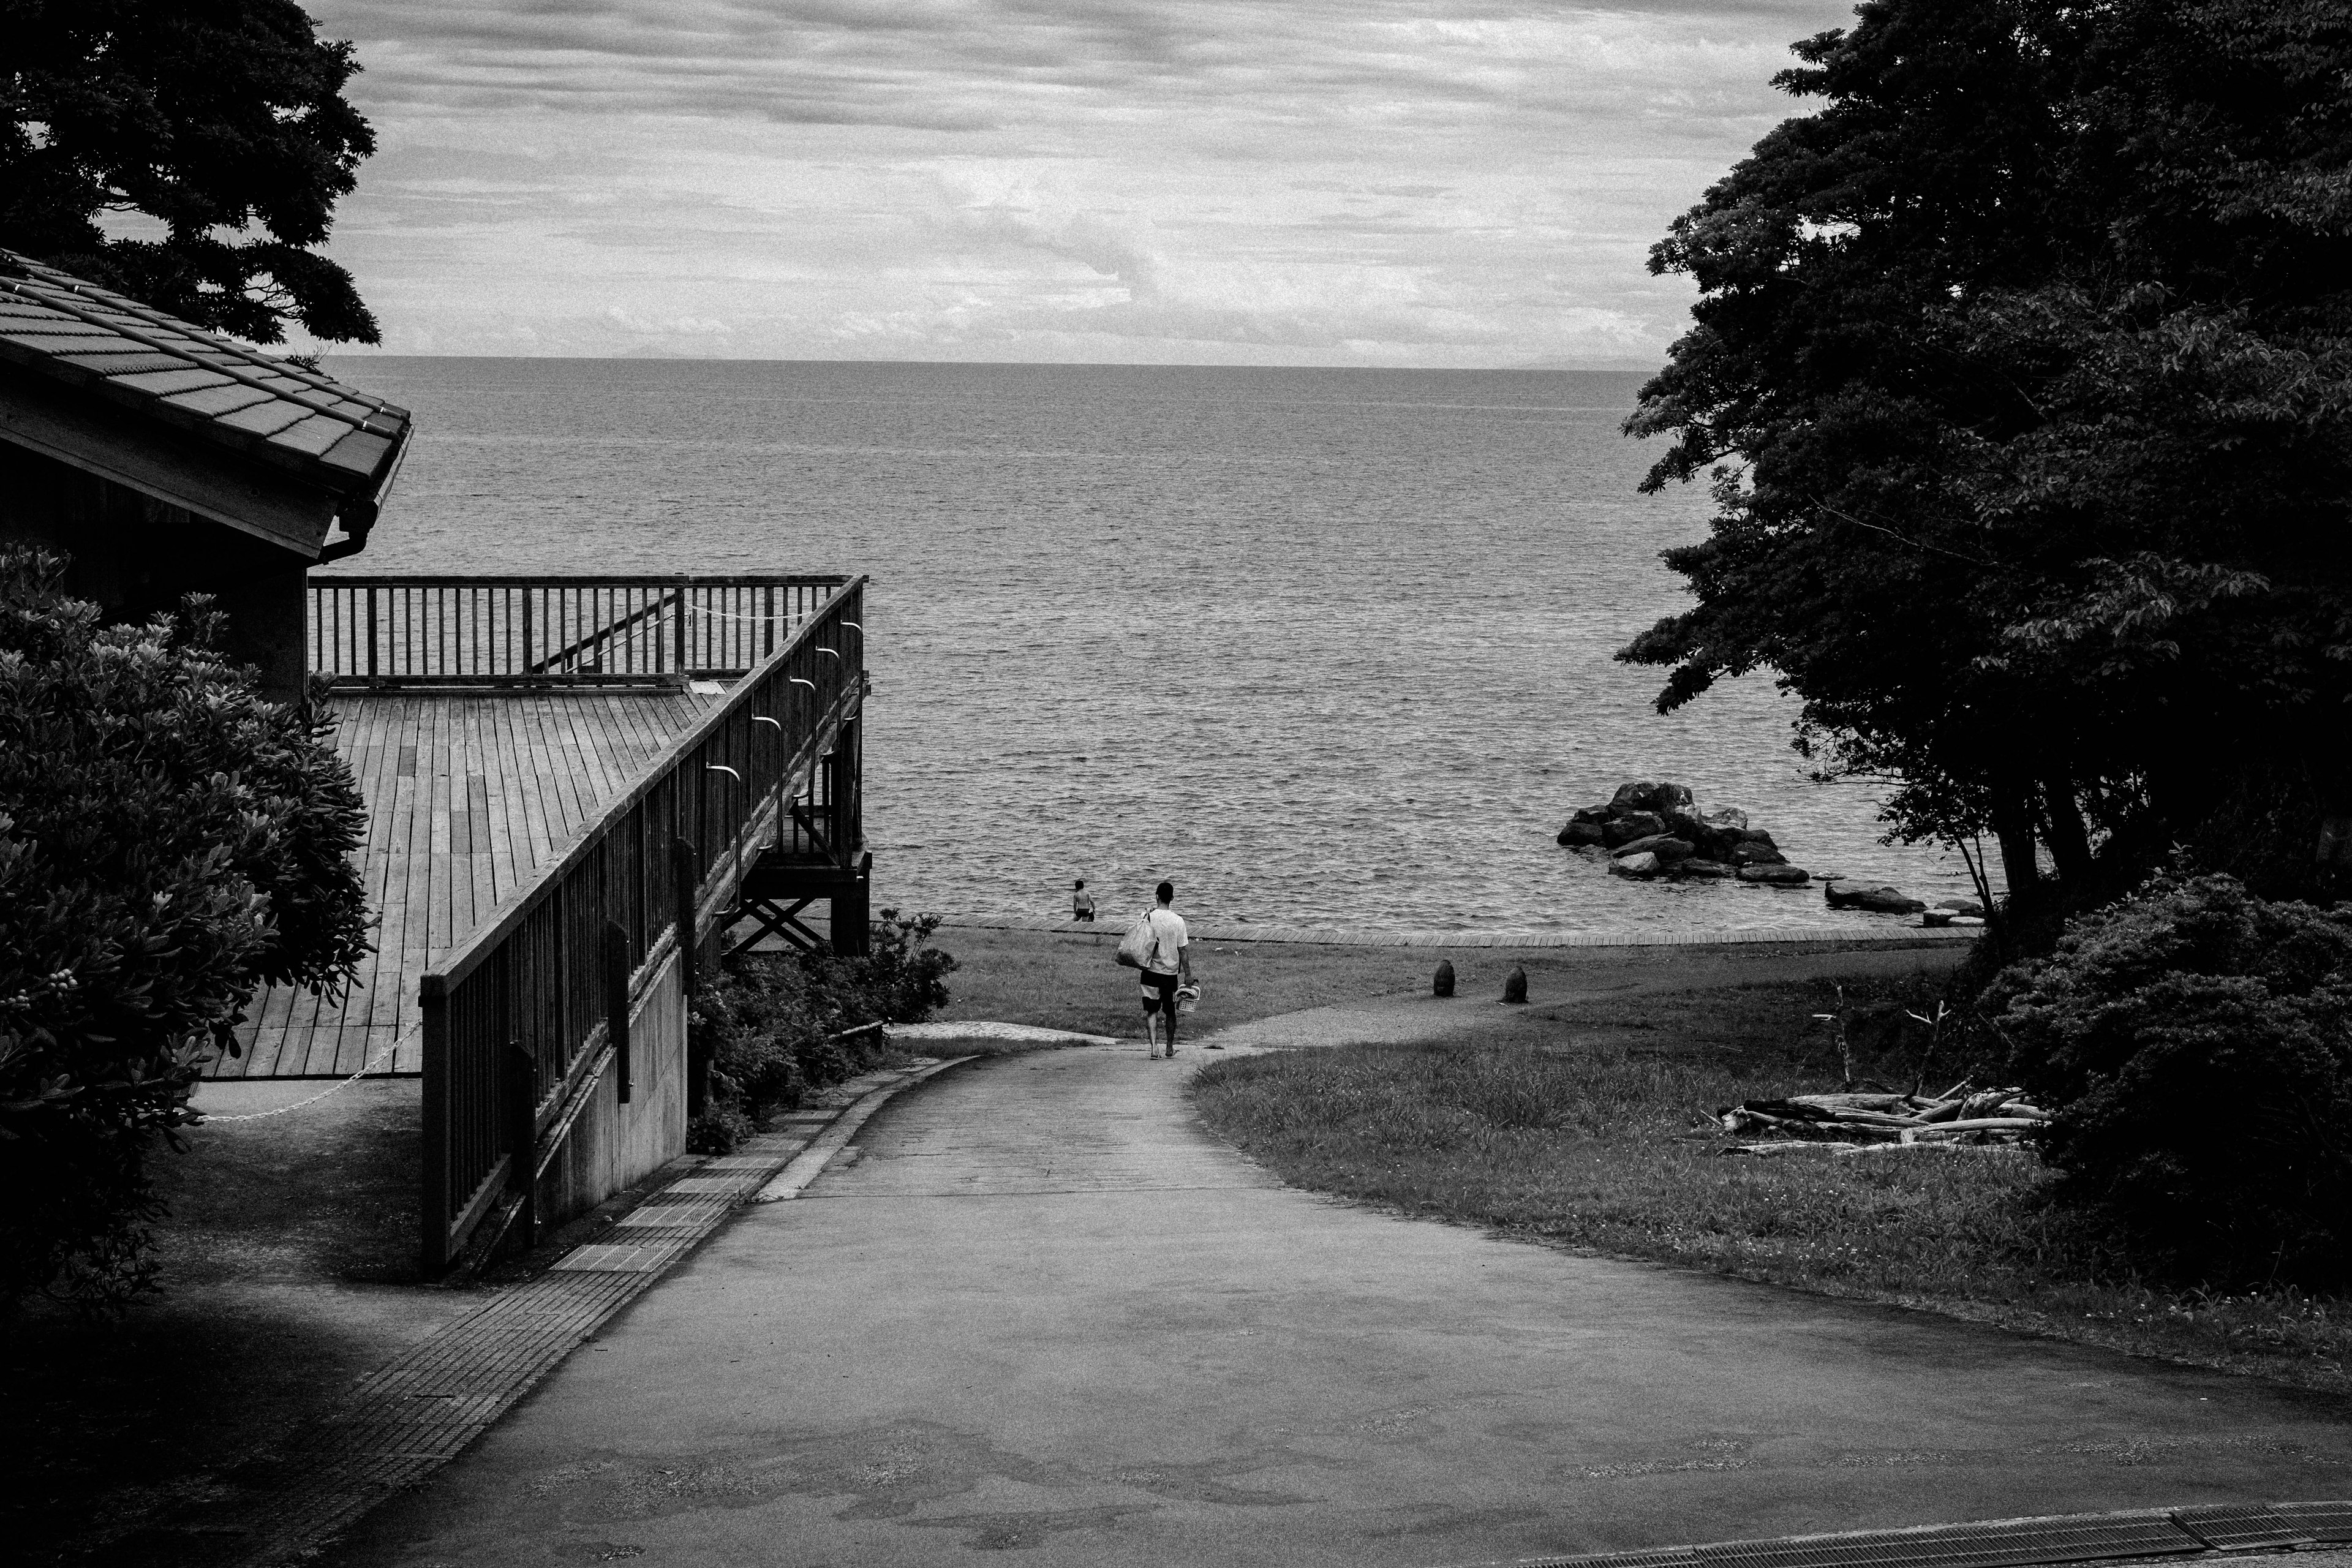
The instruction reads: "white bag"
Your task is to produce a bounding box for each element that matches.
[1116,910,1157,970]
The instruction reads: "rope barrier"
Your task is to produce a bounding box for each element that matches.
[200,1025,417,1121]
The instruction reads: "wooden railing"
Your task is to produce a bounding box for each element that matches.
[416,578,867,1272]
[308,575,848,688]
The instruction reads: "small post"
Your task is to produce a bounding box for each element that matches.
[521,587,535,674]
[1501,966,1528,1005]
[505,1041,538,1250]
[831,851,873,957]
[366,586,379,681]
[604,921,632,1104]
[673,577,690,677]
[1433,960,1455,998]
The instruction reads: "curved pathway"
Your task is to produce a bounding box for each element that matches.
[330,1039,2352,1568]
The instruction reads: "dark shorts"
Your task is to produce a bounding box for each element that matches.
[1139,969,1178,1014]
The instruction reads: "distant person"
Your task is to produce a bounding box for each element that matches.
[1140,881,1192,1059]
[1071,879,1096,922]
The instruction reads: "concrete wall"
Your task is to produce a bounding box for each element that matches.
[537,949,690,1231]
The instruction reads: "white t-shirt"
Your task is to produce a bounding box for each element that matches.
[1144,907,1188,974]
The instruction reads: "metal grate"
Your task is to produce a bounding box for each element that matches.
[1525,1550,1700,1568]
[2268,1501,2352,1545]
[1514,1514,2209,1568]
[2171,1503,2316,1553]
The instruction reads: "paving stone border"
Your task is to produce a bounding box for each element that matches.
[945,913,1978,949]
[150,1056,972,1568]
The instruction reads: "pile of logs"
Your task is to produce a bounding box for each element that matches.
[1716,1085,2051,1156]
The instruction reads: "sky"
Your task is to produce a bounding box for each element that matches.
[293,0,1860,367]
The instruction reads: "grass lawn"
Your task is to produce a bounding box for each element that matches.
[1193,965,2352,1397]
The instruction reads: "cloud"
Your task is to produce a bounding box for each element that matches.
[298,0,1865,364]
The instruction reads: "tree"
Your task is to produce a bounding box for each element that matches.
[0,548,370,1306]
[0,0,379,345]
[1619,0,2352,928]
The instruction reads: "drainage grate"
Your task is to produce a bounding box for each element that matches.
[2270,1502,2352,1545]
[2172,1504,2316,1553]
[1692,1512,2203,1568]
[1525,1549,1701,1568]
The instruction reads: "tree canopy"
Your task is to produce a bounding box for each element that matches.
[0,549,370,1306]
[1621,0,2352,920]
[0,0,379,345]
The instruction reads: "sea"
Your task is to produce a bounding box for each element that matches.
[323,358,1985,935]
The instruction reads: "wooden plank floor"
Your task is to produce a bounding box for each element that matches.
[212,689,722,1079]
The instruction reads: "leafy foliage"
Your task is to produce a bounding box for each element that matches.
[1621,0,2352,917]
[1988,869,2352,1285]
[0,0,379,344]
[0,548,370,1306]
[685,913,958,1153]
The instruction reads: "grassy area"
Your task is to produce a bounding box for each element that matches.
[1193,970,2352,1396]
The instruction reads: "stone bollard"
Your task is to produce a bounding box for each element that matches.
[1433,960,1455,998]
[1502,965,1528,1005]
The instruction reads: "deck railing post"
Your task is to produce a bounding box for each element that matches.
[505,1039,538,1248]
[603,921,633,1104]
[418,979,451,1273]
[673,836,703,996]
[673,577,690,677]
[521,588,535,676]
[366,586,379,681]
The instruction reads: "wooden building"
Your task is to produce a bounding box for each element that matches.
[0,249,412,696]
[0,250,873,1275]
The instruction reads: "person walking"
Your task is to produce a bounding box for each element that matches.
[1139,881,1191,1059]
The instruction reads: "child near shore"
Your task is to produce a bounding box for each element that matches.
[1071,879,1096,922]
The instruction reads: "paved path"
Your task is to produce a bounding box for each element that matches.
[328,1042,2352,1568]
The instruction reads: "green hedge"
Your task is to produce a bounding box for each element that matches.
[1989,869,2352,1286]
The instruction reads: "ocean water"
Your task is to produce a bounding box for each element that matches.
[325,358,1983,933]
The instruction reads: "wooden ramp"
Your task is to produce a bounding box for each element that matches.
[211,690,722,1079]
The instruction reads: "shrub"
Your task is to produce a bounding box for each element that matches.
[688,911,959,1127]
[0,549,370,1308]
[1987,869,2352,1286]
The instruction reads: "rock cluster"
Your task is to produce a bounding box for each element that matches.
[1556,780,1809,886]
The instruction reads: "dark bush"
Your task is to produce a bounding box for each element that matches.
[1987,869,2352,1286]
[0,549,370,1308]
[688,911,959,1131]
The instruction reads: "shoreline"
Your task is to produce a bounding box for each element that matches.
[938,913,1977,951]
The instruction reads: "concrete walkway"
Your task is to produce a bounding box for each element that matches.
[326,1042,2352,1568]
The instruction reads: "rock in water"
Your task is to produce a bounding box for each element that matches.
[1602,811,1667,846]
[1931,897,1985,916]
[1502,965,1528,1004]
[1610,851,1663,879]
[1728,840,1788,867]
[1737,864,1810,885]
[1654,781,1695,813]
[1823,880,1926,914]
[1609,780,1662,813]
[1671,859,1736,878]
[1556,820,1607,847]
[1614,834,1695,864]
[1700,806,1749,832]
[1433,960,1456,998]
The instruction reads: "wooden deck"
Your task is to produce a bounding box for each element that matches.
[212,689,723,1079]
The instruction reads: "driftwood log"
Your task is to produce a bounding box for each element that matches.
[1716,1084,2048,1153]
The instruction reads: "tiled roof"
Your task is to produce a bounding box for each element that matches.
[0,248,410,505]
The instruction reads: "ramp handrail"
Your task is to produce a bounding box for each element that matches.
[414,577,867,1271]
